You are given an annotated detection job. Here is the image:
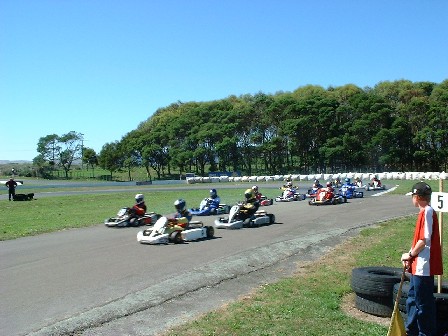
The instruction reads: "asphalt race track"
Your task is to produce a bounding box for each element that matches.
[0,185,417,336]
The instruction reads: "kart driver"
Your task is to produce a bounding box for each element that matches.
[371,176,382,187]
[207,188,221,210]
[325,181,335,193]
[132,194,147,216]
[240,188,260,219]
[127,194,147,226]
[252,185,262,200]
[312,179,323,189]
[316,182,335,201]
[173,199,193,227]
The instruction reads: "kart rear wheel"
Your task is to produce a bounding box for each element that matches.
[206,226,214,238]
[268,214,275,224]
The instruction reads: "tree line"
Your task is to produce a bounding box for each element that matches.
[34,79,448,180]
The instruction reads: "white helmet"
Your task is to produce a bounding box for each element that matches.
[135,194,144,204]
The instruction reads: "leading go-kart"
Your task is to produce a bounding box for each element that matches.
[137,217,214,244]
[339,185,364,199]
[214,204,275,229]
[275,188,305,202]
[308,188,346,206]
[189,198,231,216]
[105,207,161,227]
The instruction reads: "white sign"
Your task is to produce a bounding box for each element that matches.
[431,192,448,212]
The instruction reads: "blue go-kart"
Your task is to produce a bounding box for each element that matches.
[339,185,364,199]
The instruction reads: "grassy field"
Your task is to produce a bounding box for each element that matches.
[1,178,447,335]
[0,178,445,241]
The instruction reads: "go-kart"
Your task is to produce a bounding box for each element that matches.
[365,180,386,191]
[339,185,364,199]
[189,198,231,216]
[105,207,161,227]
[13,193,35,201]
[214,204,275,229]
[306,187,319,198]
[275,188,305,202]
[259,195,274,206]
[308,189,346,205]
[137,217,214,244]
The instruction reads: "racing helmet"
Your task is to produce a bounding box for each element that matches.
[244,188,254,200]
[314,179,320,184]
[210,188,217,199]
[345,178,350,183]
[252,185,259,193]
[174,199,186,211]
[135,194,144,204]
[326,181,332,187]
[287,181,292,187]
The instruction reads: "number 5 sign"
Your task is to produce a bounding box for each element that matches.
[431,192,448,212]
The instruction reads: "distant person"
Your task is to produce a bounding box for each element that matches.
[400,182,443,336]
[5,177,18,201]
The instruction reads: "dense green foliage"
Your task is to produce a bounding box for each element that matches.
[28,79,448,181]
[97,79,448,179]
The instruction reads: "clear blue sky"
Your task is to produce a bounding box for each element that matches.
[1,0,447,161]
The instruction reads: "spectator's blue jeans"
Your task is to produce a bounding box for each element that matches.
[406,274,436,336]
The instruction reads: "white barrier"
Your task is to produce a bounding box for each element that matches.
[184,171,447,183]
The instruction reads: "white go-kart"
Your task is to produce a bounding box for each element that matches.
[214,204,275,229]
[137,216,214,244]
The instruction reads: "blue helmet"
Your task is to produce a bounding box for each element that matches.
[345,178,350,183]
[210,189,217,199]
[174,199,186,211]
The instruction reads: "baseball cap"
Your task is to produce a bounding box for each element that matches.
[411,182,432,196]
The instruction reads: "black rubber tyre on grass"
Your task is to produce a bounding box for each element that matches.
[355,293,393,317]
[351,266,403,297]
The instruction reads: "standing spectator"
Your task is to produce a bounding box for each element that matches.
[400,182,443,336]
[5,177,18,201]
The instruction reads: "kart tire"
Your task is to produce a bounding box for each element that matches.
[170,231,183,244]
[224,205,231,214]
[206,226,214,238]
[243,218,252,227]
[268,214,275,224]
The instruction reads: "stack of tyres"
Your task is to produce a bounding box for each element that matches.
[350,266,404,317]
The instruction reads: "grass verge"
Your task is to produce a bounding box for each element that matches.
[162,216,447,336]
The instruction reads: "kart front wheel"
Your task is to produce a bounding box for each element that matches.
[170,231,183,244]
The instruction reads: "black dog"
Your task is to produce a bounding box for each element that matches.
[13,193,35,201]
